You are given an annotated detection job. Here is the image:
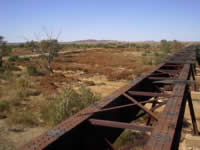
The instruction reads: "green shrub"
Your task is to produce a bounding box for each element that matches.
[142,44,150,49]
[8,56,19,62]
[26,66,38,76]
[6,64,21,71]
[18,57,30,62]
[0,101,10,112]
[0,66,5,72]
[136,45,141,48]
[41,87,100,126]
[0,64,20,73]
[116,44,127,48]
[154,52,159,56]
[145,49,151,53]
[142,52,147,56]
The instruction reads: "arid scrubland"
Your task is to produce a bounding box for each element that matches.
[0,40,185,149]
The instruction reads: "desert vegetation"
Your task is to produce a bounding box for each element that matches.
[0,37,186,149]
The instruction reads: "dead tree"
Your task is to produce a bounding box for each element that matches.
[39,39,61,72]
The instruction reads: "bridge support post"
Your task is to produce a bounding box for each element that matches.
[191,64,197,91]
[187,90,199,135]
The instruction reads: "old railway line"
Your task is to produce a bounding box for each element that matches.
[19,46,200,150]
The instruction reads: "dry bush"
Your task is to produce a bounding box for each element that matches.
[0,75,42,127]
[0,77,31,105]
[40,87,100,127]
[0,100,10,113]
[7,111,38,127]
[107,71,133,81]
[83,80,96,86]
[0,70,14,80]
[26,66,38,76]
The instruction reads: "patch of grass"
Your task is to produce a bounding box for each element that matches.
[114,130,135,148]
[142,57,153,65]
[26,66,38,76]
[7,111,38,127]
[41,87,100,126]
[145,49,151,53]
[8,55,19,62]
[0,66,6,72]
[152,55,163,65]
[7,65,21,71]
[0,100,10,112]
[8,55,30,62]
[1,77,33,107]
[16,90,27,101]
[0,71,13,80]
[0,64,21,73]
[114,130,148,150]
[19,57,30,62]
[18,78,29,89]
[141,52,147,56]
[107,71,133,81]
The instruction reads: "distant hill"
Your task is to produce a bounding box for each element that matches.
[62,39,119,44]
[8,40,119,45]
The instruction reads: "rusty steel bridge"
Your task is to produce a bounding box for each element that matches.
[19,45,200,150]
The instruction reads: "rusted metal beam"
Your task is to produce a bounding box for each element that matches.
[123,93,159,121]
[163,64,182,67]
[128,91,170,97]
[165,61,196,64]
[89,119,153,132]
[190,65,197,91]
[153,80,196,85]
[187,90,199,135]
[104,138,118,150]
[80,99,157,116]
[135,101,168,120]
[156,69,179,76]
[144,64,191,150]
[148,77,176,80]
[146,97,158,126]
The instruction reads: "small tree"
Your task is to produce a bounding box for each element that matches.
[39,39,61,72]
[0,36,11,67]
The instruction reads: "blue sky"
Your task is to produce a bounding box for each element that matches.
[1,0,200,42]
